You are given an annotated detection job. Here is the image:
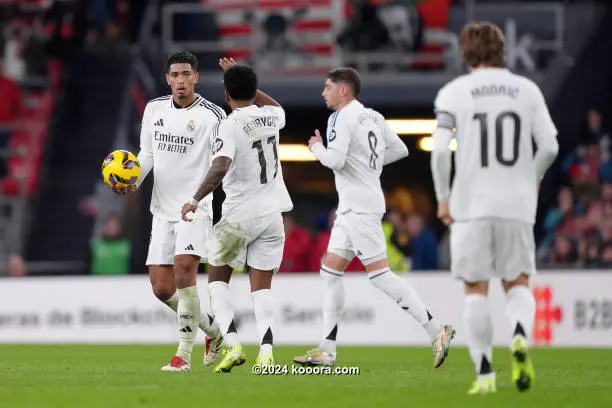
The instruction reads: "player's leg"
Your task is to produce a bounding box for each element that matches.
[351,212,455,368]
[208,263,246,373]
[162,253,201,370]
[147,216,178,308]
[173,214,223,366]
[149,265,177,310]
[451,221,496,394]
[496,220,537,392]
[246,213,285,368]
[207,218,247,373]
[293,214,353,367]
[146,217,194,371]
[364,255,455,368]
[249,267,275,366]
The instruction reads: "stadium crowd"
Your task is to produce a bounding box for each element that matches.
[538,108,612,268]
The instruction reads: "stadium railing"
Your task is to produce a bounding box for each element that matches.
[156,0,460,75]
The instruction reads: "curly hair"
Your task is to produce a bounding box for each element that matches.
[459,21,506,68]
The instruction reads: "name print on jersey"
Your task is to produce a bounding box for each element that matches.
[154,130,195,154]
[242,116,279,134]
[471,84,520,99]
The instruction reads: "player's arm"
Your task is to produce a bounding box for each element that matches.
[219,57,281,107]
[430,109,454,203]
[309,113,350,170]
[254,89,281,108]
[182,121,235,221]
[532,86,559,182]
[135,103,154,188]
[382,120,409,165]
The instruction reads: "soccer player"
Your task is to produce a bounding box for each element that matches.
[430,22,559,394]
[113,51,225,372]
[293,68,456,368]
[181,59,293,373]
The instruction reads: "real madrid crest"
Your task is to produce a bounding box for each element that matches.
[328,129,336,142]
[187,120,195,132]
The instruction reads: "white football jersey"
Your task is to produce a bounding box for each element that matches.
[312,100,408,214]
[211,105,293,222]
[137,94,226,221]
[434,68,558,224]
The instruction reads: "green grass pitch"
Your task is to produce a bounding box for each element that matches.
[0,345,610,407]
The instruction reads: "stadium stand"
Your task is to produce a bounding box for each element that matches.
[0,0,609,275]
[0,0,66,267]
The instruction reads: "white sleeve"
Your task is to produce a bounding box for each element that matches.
[136,103,154,188]
[211,120,236,161]
[430,84,456,202]
[267,106,286,130]
[382,120,409,165]
[311,111,350,170]
[433,83,458,128]
[531,85,559,181]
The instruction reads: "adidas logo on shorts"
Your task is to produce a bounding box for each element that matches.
[184,244,194,251]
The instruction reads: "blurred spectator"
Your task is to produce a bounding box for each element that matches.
[0,58,22,177]
[577,233,601,268]
[599,242,612,267]
[337,1,390,53]
[88,214,131,275]
[279,213,312,272]
[405,213,438,270]
[566,144,601,207]
[599,217,612,241]
[376,0,423,52]
[540,187,578,246]
[3,20,25,81]
[582,109,611,163]
[7,253,26,277]
[382,208,410,271]
[547,234,578,266]
[310,208,364,272]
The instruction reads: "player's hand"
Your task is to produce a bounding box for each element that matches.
[437,201,454,226]
[219,57,237,72]
[111,184,136,195]
[181,202,197,222]
[308,129,323,151]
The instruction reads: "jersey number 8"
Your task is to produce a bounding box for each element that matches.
[473,111,521,168]
[252,136,279,184]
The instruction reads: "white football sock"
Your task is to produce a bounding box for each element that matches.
[252,289,275,359]
[175,286,200,363]
[209,281,240,348]
[319,266,344,355]
[505,285,536,345]
[368,267,441,338]
[464,294,494,380]
[163,291,221,338]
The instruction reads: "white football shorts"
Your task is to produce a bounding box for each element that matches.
[145,211,211,266]
[208,212,285,272]
[327,211,387,266]
[450,218,536,283]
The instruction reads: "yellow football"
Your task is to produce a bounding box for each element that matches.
[101,150,140,188]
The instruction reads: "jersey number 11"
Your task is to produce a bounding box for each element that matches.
[252,136,279,184]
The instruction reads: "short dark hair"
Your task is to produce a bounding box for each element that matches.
[327,68,361,97]
[166,51,198,73]
[223,65,258,101]
[459,21,506,68]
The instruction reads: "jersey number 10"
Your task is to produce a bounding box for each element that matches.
[252,136,279,184]
[473,111,521,168]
